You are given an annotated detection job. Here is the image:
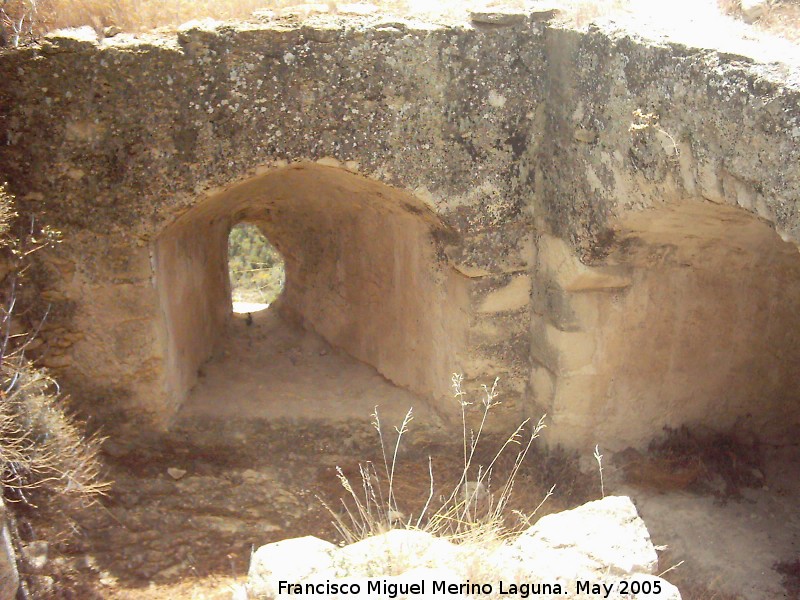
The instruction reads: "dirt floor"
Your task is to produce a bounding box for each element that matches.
[16,312,589,599]
[15,312,800,599]
[610,439,800,599]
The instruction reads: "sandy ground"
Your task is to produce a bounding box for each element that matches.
[184,310,447,426]
[619,445,800,599]
[28,312,583,599]
[231,301,269,314]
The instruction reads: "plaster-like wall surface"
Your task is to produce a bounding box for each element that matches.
[155,164,470,415]
[533,204,800,449]
[0,10,798,448]
[155,209,231,414]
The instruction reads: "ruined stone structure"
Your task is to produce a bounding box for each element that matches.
[0,10,798,449]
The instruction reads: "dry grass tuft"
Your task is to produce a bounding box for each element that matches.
[0,183,109,598]
[0,361,109,512]
[322,374,552,548]
[1,0,275,42]
[0,185,108,513]
[616,425,765,499]
[649,426,763,498]
[50,0,270,31]
[754,0,800,43]
[717,0,800,42]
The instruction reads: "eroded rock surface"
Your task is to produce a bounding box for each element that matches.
[246,496,680,599]
[0,9,798,449]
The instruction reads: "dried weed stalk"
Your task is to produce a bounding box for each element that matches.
[322,374,550,547]
[0,361,109,510]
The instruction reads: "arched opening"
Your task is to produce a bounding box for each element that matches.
[536,200,800,450]
[227,223,285,315]
[599,202,800,444]
[152,163,469,421]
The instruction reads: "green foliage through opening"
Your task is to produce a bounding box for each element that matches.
[228,223,285,306]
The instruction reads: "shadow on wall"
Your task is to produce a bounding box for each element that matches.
[153,163,470,419]
[534,200,800,449]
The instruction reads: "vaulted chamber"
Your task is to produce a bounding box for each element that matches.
[532,200,800,449]
[153,163,470,415]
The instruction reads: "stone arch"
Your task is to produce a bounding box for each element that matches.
[532,199,800,449]
[153,163,470,418]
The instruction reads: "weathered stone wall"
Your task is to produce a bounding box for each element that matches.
[0,11,798,448]
[533,25,800,447]
[538,26,800,255]
[0,14,544,425]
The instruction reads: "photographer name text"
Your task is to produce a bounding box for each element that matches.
[278,578,664,598]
